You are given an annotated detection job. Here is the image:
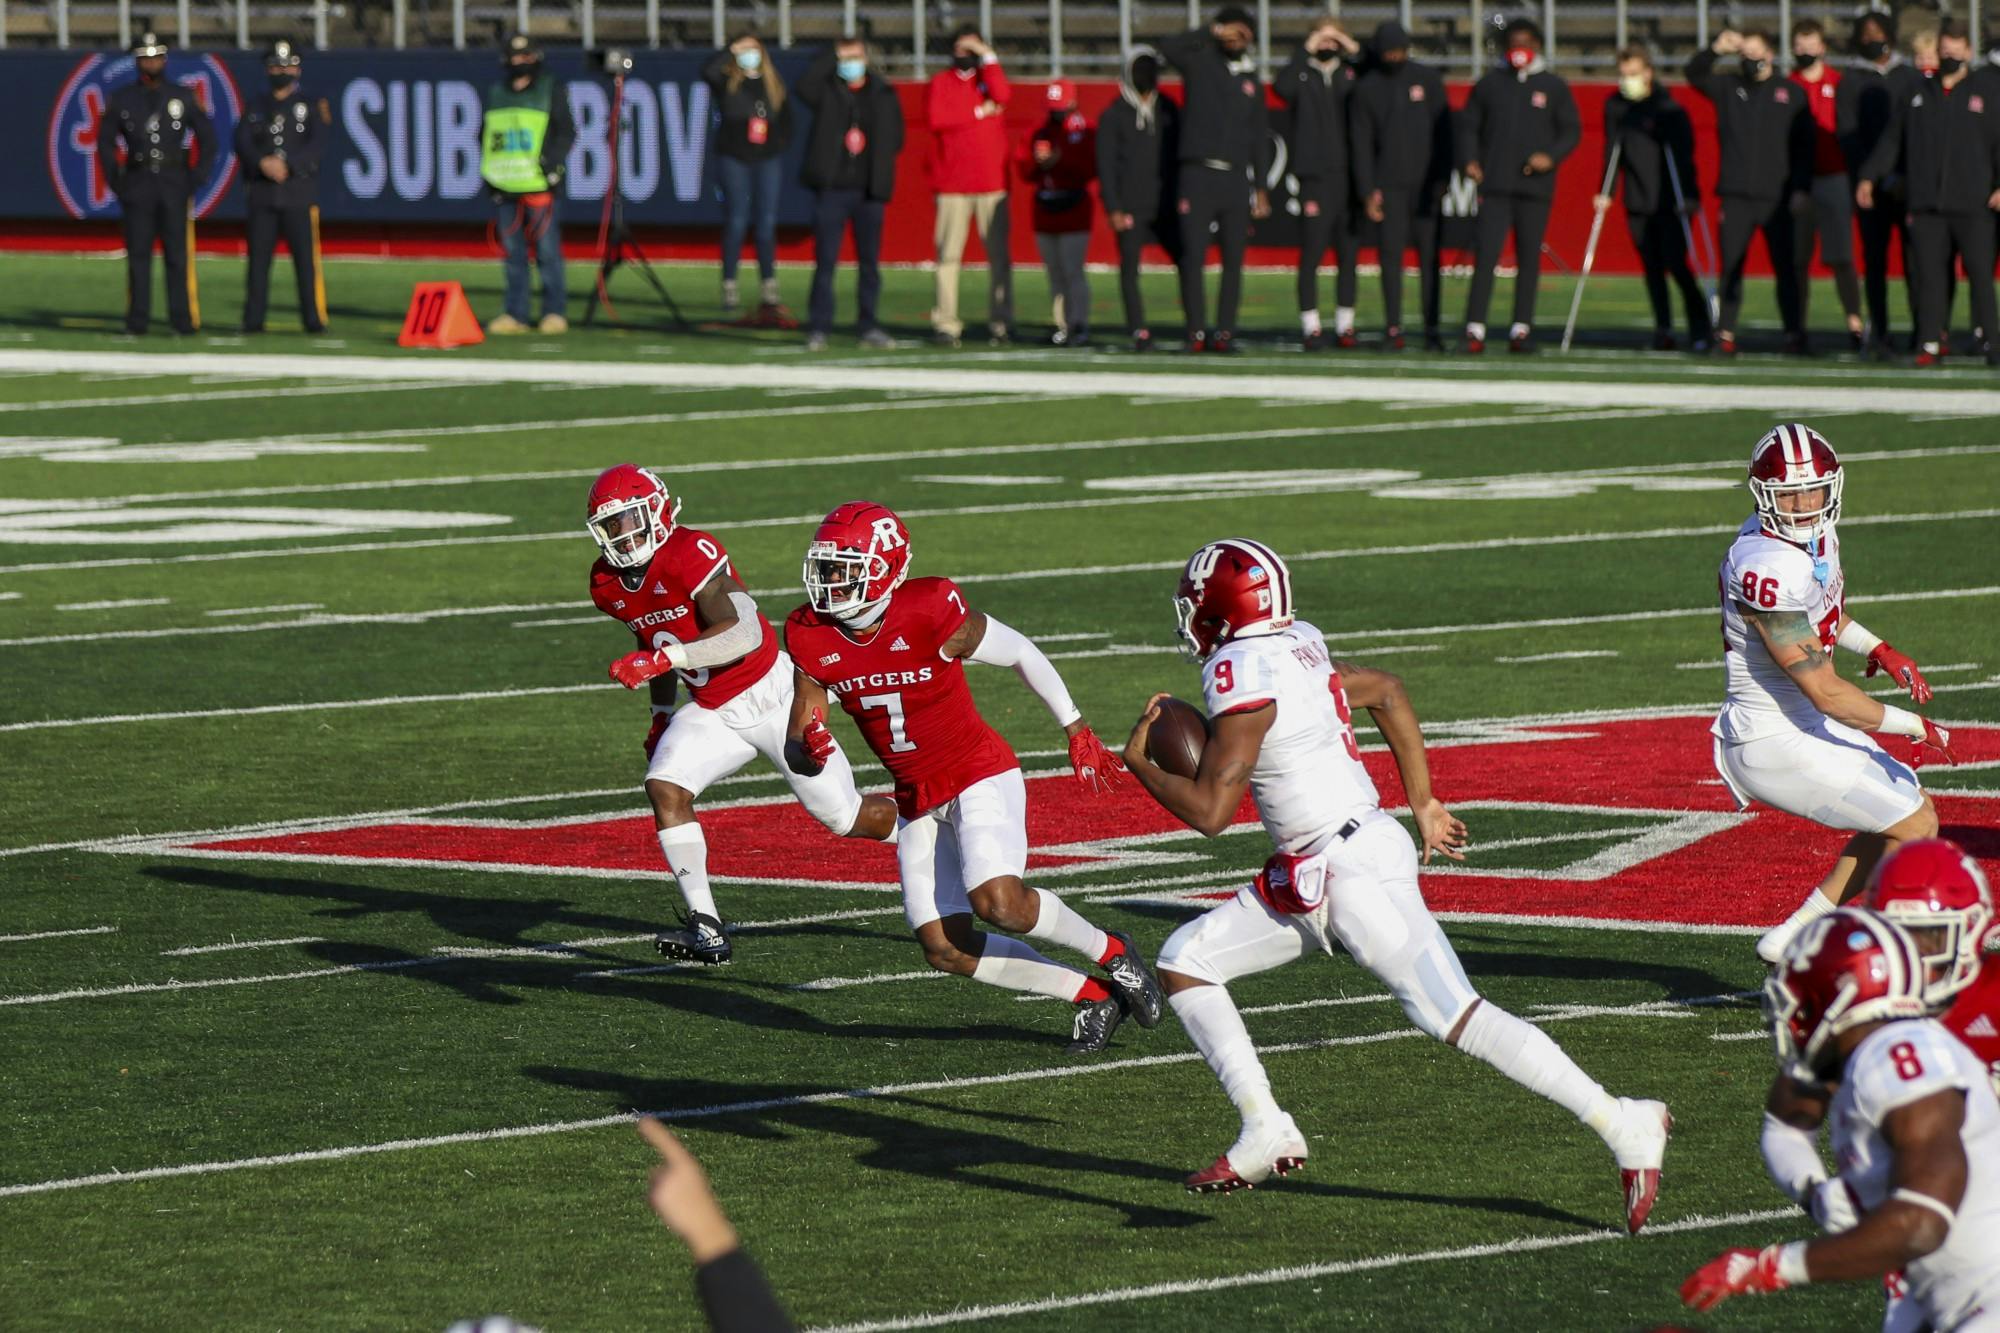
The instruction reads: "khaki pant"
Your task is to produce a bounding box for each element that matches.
[932,190,1013,337]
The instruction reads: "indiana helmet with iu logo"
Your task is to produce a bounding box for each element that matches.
[1173,537,1295,661]
[585,464,681,569]
[1764,908,1929,1084]
[803,501,912,628]
[1865,838,1996,1008]
[1748,423,1843,544]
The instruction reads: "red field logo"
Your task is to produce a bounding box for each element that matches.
[157,716,1999,929]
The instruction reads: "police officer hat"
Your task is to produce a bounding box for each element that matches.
[264,38,302,67]
[131,29,169,57]
[503,32,540,60]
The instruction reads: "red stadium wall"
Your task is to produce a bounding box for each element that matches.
[4,78,1855,280]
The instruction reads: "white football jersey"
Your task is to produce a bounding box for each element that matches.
[1714,516,1847,744]
[1831,1019,2000,1330]
[1201,619,1380,853]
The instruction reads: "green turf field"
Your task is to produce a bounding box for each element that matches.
[1,250,1996,1331]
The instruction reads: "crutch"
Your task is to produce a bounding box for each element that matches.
[1561,141,1622,352]
[1665,150,1721,327]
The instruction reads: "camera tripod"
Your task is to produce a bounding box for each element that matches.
[582,70,688,330]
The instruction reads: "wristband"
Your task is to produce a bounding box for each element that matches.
[1879,704,1926,740]
[1775,1240,1811,1286]
[1837,621,1884,657]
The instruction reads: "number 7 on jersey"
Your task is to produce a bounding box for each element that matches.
[859,691,917,752]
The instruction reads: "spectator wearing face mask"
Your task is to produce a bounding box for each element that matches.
[1160,5,1273,353]
[1595,46,1711,350]
[1837,11,1921,352]
[704,32,796,322]
[1788,20,1864,350]
[1276,19,1363,349]
[1017,79,1096,346]
[1457,17,1578,353]
[797,37,904,351]
[1351,21,1451,350]
[926,23,1014,347]
[1096,45,1181,351]
[1686,27,1813,354]
[1858,21,2000,366]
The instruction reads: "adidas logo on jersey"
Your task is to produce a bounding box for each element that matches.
[889,636,910,652]
[819,652,842,666]
[1966,1013,1999,1040]
[653,582,668,596]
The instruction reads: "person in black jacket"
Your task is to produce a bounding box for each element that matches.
[1276,19,1362,349]
[1456,17,1577,353]
[704,32,796,320]
[1096,46,1181,351]
[1858,22,2000,366]
[1595,47,1711,350]
[1686,28,1813,354]
[796,38,904,350]
[1159,6,1273,353]
[1837,10,1921,352]
[236,40,325,335]
[1351,21,1450,350]
[96,30,217,336]
[638,1119,795,1333]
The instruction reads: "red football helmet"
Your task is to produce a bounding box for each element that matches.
[1764,909,1928,1084]
[1173,538,1295,661]
[1865,838,1995,1008]
[803,501,912,628]
[1748,423,1842,544]
[586,464,680,570]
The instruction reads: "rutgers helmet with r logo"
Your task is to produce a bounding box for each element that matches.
[1865,838,1996,1008]
[803,500,912,628]
[1173,537,1294,661]
[586,464,680,569]
[1748,423,1842,544]
[1764,909,1928,1084]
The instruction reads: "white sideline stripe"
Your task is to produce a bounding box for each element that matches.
[805,1208,1798,1333]
[0,988,1746,1199]
[160,935,324,956]
[0,683,607,732]
[1493,650,1619,664]
[203,603,322,617]
[55,597,169,611]
[0,924,117,943]
[1711,1030,1770,1042]
[0,957,444,1007]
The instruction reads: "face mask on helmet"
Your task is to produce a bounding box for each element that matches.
[1748,426,1844,544]
[585,467,678,570]
[804,545,902,627]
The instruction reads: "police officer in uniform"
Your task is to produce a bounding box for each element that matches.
[481,33,575,335]
[96,31,217,335]
[236,40,326,334]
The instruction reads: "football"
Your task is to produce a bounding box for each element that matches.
[1146,696,1211,779]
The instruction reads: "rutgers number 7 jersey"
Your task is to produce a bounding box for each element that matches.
[1715,516,1846,743]
[1202,619,1381,853]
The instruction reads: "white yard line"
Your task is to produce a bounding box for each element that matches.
[0,957,445,1007]
[0,924,117,943]
[0,378,472,416]
[0,988,1761,1199]
[803,1208,1798,1333]
[1493,650,1620,664]
[160,935,325,957]
[0,683,608,732]
[792,969,942,992]
[54,598,169,612]
[1710,1030,1770,1042]
[203,603,323,617]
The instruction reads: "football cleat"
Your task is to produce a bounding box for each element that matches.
[1185,1114,1308,1193]
[1066,993,1127,1054]
[1101,931,1164,1029]
[1607,1097,1673,1233]
[1462,334,1485,355]
[655,911,731,965]
[1915,344,1945,368]
[1336,329,1359,350]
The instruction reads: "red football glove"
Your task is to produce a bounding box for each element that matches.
[1680,1246,1792,1311]
[610,647,678,690]
[1867,643,1933,704]
[1913,717,1956,768]
[1068,725,1123,795]
[644,709,670,759]
[799,707,837,773]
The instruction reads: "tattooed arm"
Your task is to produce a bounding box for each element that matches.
[1746,608,1889,731]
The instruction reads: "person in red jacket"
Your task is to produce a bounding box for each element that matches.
[1789,19,1865,350]
[926,23,1014,347]
[1018,79,1097,346]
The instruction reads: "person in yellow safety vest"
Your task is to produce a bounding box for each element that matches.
[481,33,576,334]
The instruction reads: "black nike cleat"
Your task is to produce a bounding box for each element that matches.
[1066,993,1127,1054]
[1102,931,1164,1029]
[655,911,731,965]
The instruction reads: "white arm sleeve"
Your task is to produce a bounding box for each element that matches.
[675,591,766,670]
[966,616,1083,728]
[1760,1112,1828,1206]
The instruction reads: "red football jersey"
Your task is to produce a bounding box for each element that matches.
[590,526,779,710]
[786,576,1017,818]
[1944,962,2000,1094]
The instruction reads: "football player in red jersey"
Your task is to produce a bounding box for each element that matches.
[782,501,1162,1054]
[586,466,898,965]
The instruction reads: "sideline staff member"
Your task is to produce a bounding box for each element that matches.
[236,40,326,334]
[97,30,217,336]
[1596,47,1711,350]
[481,33,574,335]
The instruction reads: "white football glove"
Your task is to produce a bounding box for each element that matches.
[1807,1176,1861,1233]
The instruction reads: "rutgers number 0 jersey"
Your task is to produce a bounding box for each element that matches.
[1715,516,1846,743]
[589,526,780,710]
[1202,620,1379,853]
